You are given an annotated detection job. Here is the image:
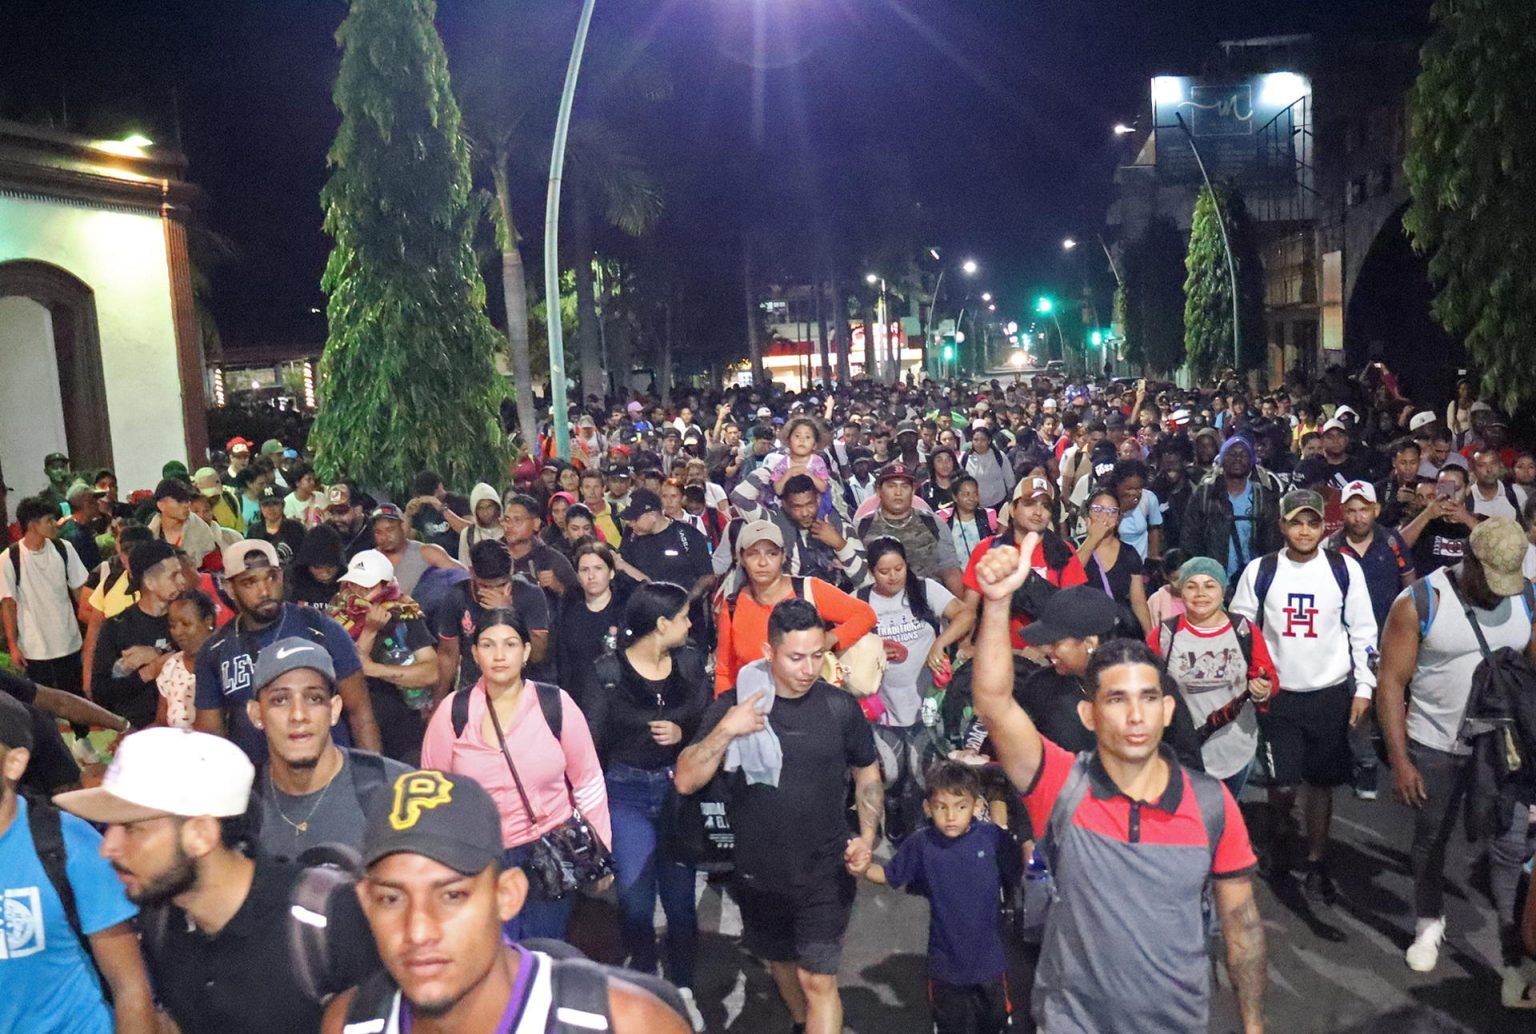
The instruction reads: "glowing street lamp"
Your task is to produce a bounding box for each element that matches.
[981,292,992,303]
[1062,238,1078,251]
[961,259,978,276]
[1113,123,1136,135]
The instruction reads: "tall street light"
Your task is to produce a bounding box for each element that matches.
[926,254,978,378]
[543,0,599,461]
[1173,111,1240,371]
[866,273,892,383]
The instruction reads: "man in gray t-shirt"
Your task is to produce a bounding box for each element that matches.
[245,636,410,861]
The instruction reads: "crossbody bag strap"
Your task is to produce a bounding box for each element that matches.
[1445,570,1494,659]
[484,685,546,825]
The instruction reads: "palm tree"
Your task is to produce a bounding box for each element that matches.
[448,4,666,430]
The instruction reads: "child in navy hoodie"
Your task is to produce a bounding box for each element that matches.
[849,759,1020,1033]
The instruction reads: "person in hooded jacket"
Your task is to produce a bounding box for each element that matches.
[457,482,504,563]
[287,524,347,607]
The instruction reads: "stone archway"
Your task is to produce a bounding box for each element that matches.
[0,260,114,494]
[1343,204,1463,410]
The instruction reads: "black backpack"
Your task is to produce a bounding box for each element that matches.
[1250,548,1351,633]
[1156,615,1259,743]
[342,938,690,1033]
[451,680,564,740]
[24,792,111,1001]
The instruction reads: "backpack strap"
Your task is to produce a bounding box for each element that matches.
[287,863,357,1004]
[1411,578,1436,640]
[1037,753,1093,886]
[346,750,391,817]
[24,794,111,1000]
[534,681,564,742]
[855,584,873,604]
[1231,615,1255,674]
[1156,616,1181,660]
[549,957,616,1034]
[1187,769,1229,869]
[341,968,403,1030]
[450,686,471,738]
[1252,552,1280,632]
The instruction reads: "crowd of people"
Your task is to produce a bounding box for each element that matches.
[6,363,1536,1033]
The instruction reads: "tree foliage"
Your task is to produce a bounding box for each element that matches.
[310,0,508,493]
[1404,0,1536,413]
[1183,183,1265,381]
[1118,217,1187,375]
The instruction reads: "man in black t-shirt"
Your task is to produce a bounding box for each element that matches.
[92,541,186,729]
[432,539,551,700]
[500,494,579,615]
[614,489,714,634]
[1403,465,1479,576]
[676,599,881,1034]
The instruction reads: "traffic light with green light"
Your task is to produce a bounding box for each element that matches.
[1035,297,1054,315]
[942,341,956,361]
[1089,329,1104,347]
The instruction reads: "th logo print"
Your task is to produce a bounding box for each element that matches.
[1283,592,1319,638]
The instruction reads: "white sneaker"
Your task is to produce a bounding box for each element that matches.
[1502,965,1536,1010]
[1405,916,1445,972]
[678,987,705,1032]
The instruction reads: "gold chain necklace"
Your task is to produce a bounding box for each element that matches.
[269,764,338,836]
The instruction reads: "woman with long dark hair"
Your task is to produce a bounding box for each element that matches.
[585,582,708,1028]
[1075,485,1153,635]
[860,536,974,838]
[420,607,611,940]
[555,539,624,712]
[920,447,961,510]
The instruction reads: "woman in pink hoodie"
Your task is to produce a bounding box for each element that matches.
[420,607,611,939]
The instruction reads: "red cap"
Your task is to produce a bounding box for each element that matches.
[226,436,254,453]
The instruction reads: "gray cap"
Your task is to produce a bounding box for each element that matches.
[253,636,336,694]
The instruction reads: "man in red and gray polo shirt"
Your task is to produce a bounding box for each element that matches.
[970,531,1266,1034]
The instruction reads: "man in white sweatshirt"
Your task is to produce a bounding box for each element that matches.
[1230,488,1379,906]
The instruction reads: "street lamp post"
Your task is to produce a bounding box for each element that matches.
[926,257,978,379]
[542,0,599,461]
[1174,111,1240,372]
[866,273,891,384]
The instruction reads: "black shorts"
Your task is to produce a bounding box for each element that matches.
[1258,680,1353,787]
[734,871,857,975]
[929,975,1012,1034]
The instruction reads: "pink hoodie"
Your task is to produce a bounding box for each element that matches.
[421,681,611,850]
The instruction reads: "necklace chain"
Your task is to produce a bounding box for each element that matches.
[269,763,338,836]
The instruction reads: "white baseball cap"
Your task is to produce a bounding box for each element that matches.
[54,728,254,824]
[340,548,394,589]
[1340,480,1377,505]
[1169,408,1192,426]
[1333,405,1360,422]
[1321,418,1348,434]
[1409,410,1438,431]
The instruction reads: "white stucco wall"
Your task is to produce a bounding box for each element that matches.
[0,192,187,494]
[0,296,68,497]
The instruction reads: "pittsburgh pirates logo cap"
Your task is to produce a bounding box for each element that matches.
[362,770,503,875]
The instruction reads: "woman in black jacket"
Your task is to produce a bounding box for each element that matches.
[554,539,624,712]
[586,581,708,1020]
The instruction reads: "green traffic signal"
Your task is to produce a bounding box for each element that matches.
[942,342,955,360]
[1090,330,1104,347]
[1035,297,1054,314]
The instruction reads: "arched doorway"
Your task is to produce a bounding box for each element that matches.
[0,260,114,497]
[1344,204,1463,411]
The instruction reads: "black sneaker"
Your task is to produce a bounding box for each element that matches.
[1302,861,1338,906]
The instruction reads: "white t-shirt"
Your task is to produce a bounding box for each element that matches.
[869,578,955,727]
[1469,482,1526,522]
[0,538,88,660]
[1229,550,1378,696]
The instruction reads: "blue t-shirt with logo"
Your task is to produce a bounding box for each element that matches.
[0,796,137,1033]
[194,602,362,762]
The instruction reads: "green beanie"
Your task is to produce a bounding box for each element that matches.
[1176,556,1229,592]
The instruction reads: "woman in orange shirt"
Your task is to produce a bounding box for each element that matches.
[713,519,877,695]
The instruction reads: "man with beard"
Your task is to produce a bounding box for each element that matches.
[56,727,380,1034]
[369,502,460,598]
[0,694,155,1033]
[245,638,411,861]
[324,482,375,560]
[194,539,380,761]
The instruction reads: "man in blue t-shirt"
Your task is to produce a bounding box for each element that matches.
[193,539,378,762]
[0,694,154,1032]
[849,759,1021,1034]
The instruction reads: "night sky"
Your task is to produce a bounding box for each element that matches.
[1,0,1423,354]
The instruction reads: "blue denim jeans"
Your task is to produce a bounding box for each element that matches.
[502,842,576,942]
[606,762,698,988]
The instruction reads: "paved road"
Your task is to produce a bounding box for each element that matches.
[569,783,1536,1032]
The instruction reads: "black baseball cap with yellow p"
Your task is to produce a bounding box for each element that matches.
[362,770,503,875]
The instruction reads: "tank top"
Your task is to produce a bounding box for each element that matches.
[376,945,556,1034]
[1407,566,1534,755]
[390,540,429,597]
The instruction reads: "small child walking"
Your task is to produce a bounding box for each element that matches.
[849,759,1020,1034]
